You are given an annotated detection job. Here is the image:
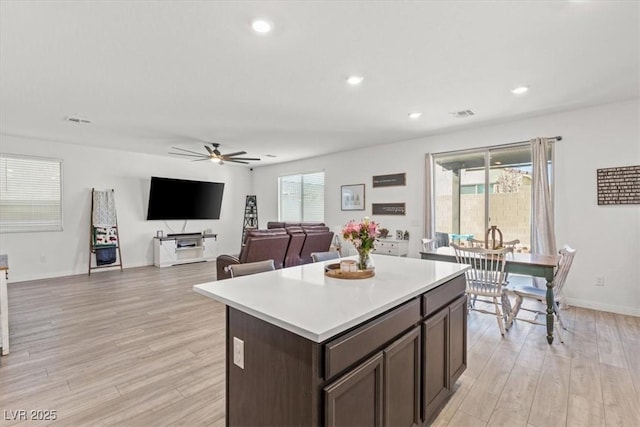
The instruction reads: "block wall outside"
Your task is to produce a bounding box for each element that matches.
[435,186,531,250]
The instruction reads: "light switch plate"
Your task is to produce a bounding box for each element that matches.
[233,337,244,369]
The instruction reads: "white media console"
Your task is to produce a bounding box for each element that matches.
[153,233,217,267]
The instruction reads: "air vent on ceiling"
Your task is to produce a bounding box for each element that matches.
[65,116,92,124]
[450,109,475,119]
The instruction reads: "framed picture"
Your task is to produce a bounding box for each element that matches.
[341,184,365,211]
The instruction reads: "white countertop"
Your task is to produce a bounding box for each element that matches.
[193,255,469,343]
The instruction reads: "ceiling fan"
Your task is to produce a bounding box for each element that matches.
[169,142,260,165]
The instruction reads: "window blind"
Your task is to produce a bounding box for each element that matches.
[0,155,63,232]
[278,171,324,222]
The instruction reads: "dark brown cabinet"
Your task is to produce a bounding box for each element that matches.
[224,273,466,427]
[423,294,468,423]
[324,353,384,427]
[423,307,449,418]
[324,326,421,427]
[384,327,421,427]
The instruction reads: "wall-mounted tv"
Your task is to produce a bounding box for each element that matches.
[146,177,225,220]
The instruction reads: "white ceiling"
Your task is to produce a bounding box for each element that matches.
[1,1,638,166]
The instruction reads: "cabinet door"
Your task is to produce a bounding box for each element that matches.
[155,239,177,266]
[423,308,450,420]
[324,353,384,427]
[449,295,467,384]
[202,236,217,260]
[384,326,421,427]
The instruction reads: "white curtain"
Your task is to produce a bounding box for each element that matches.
[530,138,557,256]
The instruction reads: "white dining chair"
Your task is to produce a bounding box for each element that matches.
[507,245,576,343]
[421,238,436,252]
[451,243,513,336]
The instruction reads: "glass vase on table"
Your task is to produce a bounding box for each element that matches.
[356,247,374,271]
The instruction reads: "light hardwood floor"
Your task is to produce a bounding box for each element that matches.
[1,263,638,426]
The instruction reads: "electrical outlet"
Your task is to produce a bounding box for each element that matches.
[595,276,605,287]
[233,337,244,369]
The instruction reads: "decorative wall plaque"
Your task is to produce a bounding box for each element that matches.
[372,173,406,188]
[372,203,406,215]
[597,165,640,205]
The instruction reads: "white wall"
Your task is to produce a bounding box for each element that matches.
[0,135,252,282]
[253,99,640,316]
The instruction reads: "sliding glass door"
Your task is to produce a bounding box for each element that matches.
[430,143,552,252]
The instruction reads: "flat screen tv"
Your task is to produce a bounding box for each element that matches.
[146,177,225,220]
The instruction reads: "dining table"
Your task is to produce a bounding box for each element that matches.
[421,247,561,344]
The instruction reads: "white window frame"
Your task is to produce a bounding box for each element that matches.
[0,153,64,233]
[278,171,325,223]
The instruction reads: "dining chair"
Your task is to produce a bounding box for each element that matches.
[469,238,520,249]
[507,245,576,343]
[310,251,340,263]
[226,259,276,278]
[421,238,436,251]
[451,243,513,336]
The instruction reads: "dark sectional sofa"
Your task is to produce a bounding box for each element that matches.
[215,223,334,280]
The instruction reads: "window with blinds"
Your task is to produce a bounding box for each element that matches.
[0,154,63,232]
[278,171,325,222]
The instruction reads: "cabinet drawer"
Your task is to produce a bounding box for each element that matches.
[375,248,399,255]
[422,274,466,317]
[324,298,421,380]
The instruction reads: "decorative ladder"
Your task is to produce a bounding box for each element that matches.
[241,195,258,246]
[88,188,123,275]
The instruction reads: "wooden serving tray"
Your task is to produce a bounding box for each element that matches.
[324,268,375,280]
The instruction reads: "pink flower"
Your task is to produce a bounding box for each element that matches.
[342,218,382,252]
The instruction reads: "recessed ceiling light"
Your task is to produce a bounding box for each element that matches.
[408,112,422,119]
[346,75,364,85]
[251,19,272,34]
[494,161,502,165]
[511,86,529,95]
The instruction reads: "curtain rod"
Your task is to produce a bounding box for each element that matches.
[514,136,562,144]
[432,136,563,158]
[490,136,563,151]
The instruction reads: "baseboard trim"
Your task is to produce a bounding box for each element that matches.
[564,297,640,317]
[9,261,151,284]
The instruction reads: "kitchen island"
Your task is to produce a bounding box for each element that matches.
[194,254,469,427]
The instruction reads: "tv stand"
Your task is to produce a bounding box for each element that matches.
[153,233,217,267]
[167,232,202,237]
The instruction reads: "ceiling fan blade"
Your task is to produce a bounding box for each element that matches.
[171,146,207,156]
[204,145,213,155]
[192,158,214,162]
[224,157,261,161]
[169,152,209,158]
[221,151,246,158]
[225,159,250,164]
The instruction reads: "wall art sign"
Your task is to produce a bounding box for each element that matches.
[341,184,365,211]
[597,165,640,205]
[372,203,406,215]
[372,173,406,188]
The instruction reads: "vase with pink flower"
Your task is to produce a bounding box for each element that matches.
[342,217,380,271]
